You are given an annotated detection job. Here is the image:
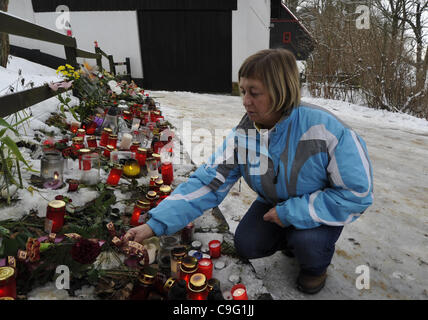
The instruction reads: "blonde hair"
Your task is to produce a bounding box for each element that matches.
[238,49,301,115]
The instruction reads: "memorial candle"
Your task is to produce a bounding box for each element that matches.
[0,267,16,299]
[231,284,248,300]
[198,258,213,280]
[119,133,133,150]
[161,161,174,185]
[135,148,147,166]
[107,134,118,149]
[100,128,112,147]
[45,200,66,233]
[187,273,208,300]
[86,135,97,148]
[106,164,123,186]
[70,121,80,134]
[130,200,151,226]
[179,256,198,285]
[209,240,221,258]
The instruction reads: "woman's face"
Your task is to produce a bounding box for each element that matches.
[239,77,281,129]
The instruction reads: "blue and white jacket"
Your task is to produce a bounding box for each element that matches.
[146,102,374,235]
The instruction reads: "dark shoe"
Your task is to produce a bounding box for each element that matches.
[296,271,327,294]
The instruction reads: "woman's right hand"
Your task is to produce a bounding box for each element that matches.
[123,223,155,244]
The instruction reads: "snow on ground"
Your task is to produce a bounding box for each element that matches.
[1,57,427,300]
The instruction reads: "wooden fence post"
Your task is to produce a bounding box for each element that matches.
[95,47,103,72]
[108,55,116,75]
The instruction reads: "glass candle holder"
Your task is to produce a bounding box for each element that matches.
[154,178,164,193]
[130,200,151,226]
[86,135,97,148]
[157,235,180,277]
[231,284,248,300]
[72,136,85,154]
[78,148,91,170]
[100,128,113,147]
[161,161,174,185]
[0,267,16,299]
[82,117,97,135]
[135,148,147,166]
[170,246,187,279]
[79,153,100,185]
[131,272,155,300]
[123,110,132,121]
[179,256,198,285]
[187,273,208,300]
[106,164,123,186]
[152,153,161,172]
[45,200,66,233]
[77,128,86,138]
[146,191,158,209]
[41,152,64,190]
[181,222,195,245]
[70,121,80,134]
[123,159,141,178]
[146,157,158,178]
[103,145,115,159]
[198,258,213,280]
[209,240,221,258]
[130,141,140,153]
[108,134,118,149]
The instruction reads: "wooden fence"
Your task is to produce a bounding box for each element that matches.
[0,11,131,117]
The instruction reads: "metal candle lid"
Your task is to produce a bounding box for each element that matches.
[86,135,96,140]
[137,148,147,153]
[163,277,176,292]
[155,178,164,186]
[152,153,161,160]
[159,185,171,194]
[78,148,91,154]
[136,199,151,209]
[188,273,207,292]
[0,267,15,282]
[146,190,157,200]
[72,137,84,143]
[180,256,198,273]
[103,128,113,133]
[108,134,118,139]
[171,246,187,259]
[139,272,155,285]
[48,200,66,209]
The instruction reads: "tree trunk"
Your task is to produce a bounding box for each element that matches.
[0,0,10,68]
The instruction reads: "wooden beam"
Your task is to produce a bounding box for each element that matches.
[0,84,69,118]
[0,11,76,47]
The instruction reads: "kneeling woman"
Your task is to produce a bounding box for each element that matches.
[124,49,374,295]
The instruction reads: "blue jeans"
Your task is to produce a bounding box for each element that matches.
[234,200,343,276]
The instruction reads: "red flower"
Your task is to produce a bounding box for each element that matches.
[71,238,101,265]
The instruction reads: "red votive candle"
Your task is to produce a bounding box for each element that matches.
[77,128,86,138]
[179,256,198,285]
[161,161,174,185]
[70,121,80,134]
[209,240,221,258]
[187,273,208,300]
[135,148,147,166]
[106,164,123,186]
[198,258,213,280]
[231,284,248,300]
[86,135,97,148]
[107,134,118,149]
[103,145,115,159]
[130,200,151,227]
[45,200,66,233]
[123,110,132,121]
[130,141,140,153]
[99,128,113,147]
[0,267,16,299]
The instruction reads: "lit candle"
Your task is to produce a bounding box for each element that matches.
[70,121,80,134]
[187,273,208,300]
[77,128,86,138]
[123,110,132,121]
[161,161,174,185]
[119,133,133,150]
[208,240,221,258]
[99,128,113,147]
[106,164,123,186]
[0,267,16,299]
[107,134,118,149]
[179,256,199,285]
[197,258,213,280]
[123,159,141,178]
[231,284,248,300]
[130,200,151,226]
[45,200,66,233]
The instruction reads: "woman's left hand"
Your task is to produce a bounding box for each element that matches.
[263,207,285,228]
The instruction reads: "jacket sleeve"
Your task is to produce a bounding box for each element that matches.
[146,129,242,236]
[275,127,374,229]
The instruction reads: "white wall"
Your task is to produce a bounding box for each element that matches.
[8,1,143,78]
[232,0,270,82]
[8,0,271,84]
